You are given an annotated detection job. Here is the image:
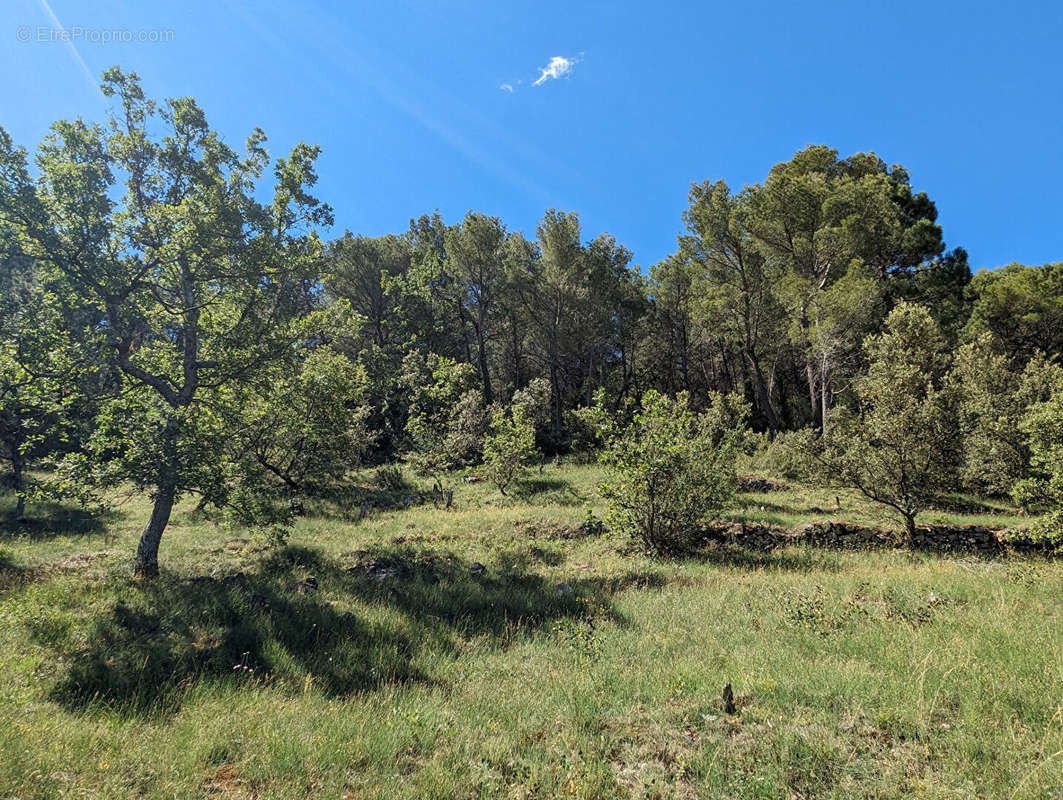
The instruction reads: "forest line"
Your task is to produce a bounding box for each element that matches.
[1,68,1061,572]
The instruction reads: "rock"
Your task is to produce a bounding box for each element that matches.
[741,476,788,493]
[295,576,318,594]
[469,562,486,576]
[360,558,403,582]
[555,581,574,596]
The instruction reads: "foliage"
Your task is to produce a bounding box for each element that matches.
[0,69,331,575]
[401,353,483,480]
[744,428,821,481]
[815,303,959,536]
[949,336,1062,496]
[482,404,537,495]
[0,253,83,518]
[591,390,747,554]
[964,262,1063,364]
[1,72,1053,574]
[1013,378,1063,545]
[231,347,372,495]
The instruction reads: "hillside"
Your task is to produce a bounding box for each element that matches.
[1,466,1060,799]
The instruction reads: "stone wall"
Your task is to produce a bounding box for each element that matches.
[700,519,1055,555]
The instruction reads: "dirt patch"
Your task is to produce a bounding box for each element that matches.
[202,764,257,799]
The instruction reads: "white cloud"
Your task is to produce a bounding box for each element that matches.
[499,82,514,93]
[532,55,579,86]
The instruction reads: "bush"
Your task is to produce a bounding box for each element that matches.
[743,428,821,481]
[1015,381,1063,544]
[590,390,747,554]
[482,405,537,494]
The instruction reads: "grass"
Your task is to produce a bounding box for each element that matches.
[0,464,1061,799]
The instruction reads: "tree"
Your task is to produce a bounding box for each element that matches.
[889,247,971,341]
[590,390,747,554]
[443,212,509,405]
[400,352,483,484]
[0,69,331,576]
[681,180,782,430]
[482,404,536,495]
[817,303,958,537]
[643,254,722,400]
[747,146,945,431]
[0,253,82,520]
[518,210,587,449]
[231,346,371,496]
[950,335,1062,496]
[1014,379,1063,541]
[325,233,411,351]
[964,262,1063,364]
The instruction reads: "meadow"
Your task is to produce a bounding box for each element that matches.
[0,464,1060,799]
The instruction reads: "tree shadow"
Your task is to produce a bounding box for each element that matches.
[292,480,437,523]
[0,501,116,540]
[495,544,566,571]
[0,549,37,593]
[511,477,586,506]
[40,545,625,717]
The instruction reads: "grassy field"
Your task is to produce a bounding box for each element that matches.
[0,464,1061,799]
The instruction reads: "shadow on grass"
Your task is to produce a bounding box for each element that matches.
[0,501,117,540]
[510,477,587,506]
[0,549,37,593]
[694,544,842,572]
[41,544,625,717]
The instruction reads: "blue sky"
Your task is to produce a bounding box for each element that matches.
[4,0,1062,272]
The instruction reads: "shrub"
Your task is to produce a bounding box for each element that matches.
[949,336,1062,496]
[482,405,537,494]
[1014,380,1063,545]
[743,428,821,481]
[814,303,959,538]
[590,390,747,554]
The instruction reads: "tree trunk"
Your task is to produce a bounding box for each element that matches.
[744,349,779,432]
[819,353,831,436]
[805,352,822,433]
[133,417,179,579]
[134,483,175,578]
[903,513,917,541]
[11,448,25,521]
[475,324,493,405]
[549,359,563,450]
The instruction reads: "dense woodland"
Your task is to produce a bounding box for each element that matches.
[1,69,1062,574]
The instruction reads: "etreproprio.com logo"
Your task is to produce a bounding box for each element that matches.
[17,25,175,44]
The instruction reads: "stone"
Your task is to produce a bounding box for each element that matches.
[469,562,486,575]
[360,558,403,582]
[740,476,788,493]
[295,576,318,594]
[555,581,574,596]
